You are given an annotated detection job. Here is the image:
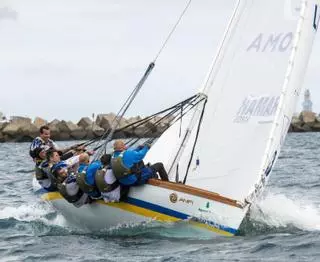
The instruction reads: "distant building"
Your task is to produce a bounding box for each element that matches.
[302,89,313,112]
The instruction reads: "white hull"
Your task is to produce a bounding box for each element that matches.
[33,177,249,236]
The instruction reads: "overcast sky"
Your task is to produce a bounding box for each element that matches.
[0,0,319,122]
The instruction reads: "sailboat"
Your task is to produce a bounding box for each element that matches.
[33,0,320,236]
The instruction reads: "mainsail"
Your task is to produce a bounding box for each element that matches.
[146,0,319,202]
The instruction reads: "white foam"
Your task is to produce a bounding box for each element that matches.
[0,202,67,227]
[251,193,320,231]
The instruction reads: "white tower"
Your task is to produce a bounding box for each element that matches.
[302,89,313,112]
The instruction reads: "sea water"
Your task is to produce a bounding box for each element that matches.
[0,133,320,261]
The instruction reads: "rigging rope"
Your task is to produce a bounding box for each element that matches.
[128,95,203,147]
[82,94,198,150]
[153,0,193,61]
[183,98,207,184]
[92,94,201,153]
[175,102,184,182]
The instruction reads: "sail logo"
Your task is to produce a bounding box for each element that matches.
[234,96,280,123]
[247,33,293,52]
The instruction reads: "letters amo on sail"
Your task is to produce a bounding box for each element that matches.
[247,32,294,52]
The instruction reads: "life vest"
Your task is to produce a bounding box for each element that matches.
[36,162,58,191]
[111,152,132,180]
[35,158,44,167]
[57,180,84,204]
[95,168,119,193]
[76,172,100,197]
[35,165,48,180]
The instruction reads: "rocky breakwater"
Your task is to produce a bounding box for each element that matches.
[0,114,169,143]
[289,112,320,132]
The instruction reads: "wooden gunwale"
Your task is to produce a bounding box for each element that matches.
[147,179,243,209]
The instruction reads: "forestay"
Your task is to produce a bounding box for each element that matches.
[146,0,319,202]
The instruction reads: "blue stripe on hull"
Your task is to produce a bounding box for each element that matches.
[125,197,237,235]
[125,197,189,219]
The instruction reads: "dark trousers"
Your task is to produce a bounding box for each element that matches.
[150,162,169,181]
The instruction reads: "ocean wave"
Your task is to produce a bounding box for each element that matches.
[244,193,320,234]
[0,202,67,228]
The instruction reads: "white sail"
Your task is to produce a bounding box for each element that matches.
[144,105,198,179]
[148,0,319,202]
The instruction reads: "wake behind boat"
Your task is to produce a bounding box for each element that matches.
[33,0,320,237]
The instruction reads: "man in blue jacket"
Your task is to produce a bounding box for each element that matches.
[111,140,168,186]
